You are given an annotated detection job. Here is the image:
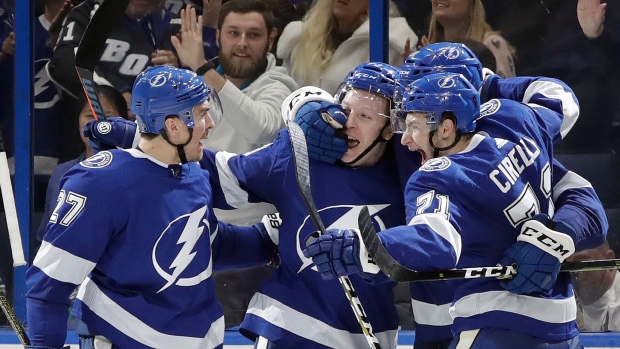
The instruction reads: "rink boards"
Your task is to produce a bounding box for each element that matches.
[1,329,619,348]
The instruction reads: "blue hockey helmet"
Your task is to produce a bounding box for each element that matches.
[396,42,483,107]
[335,62,400,109]
[131,65,222,134]
[392,72,480,134]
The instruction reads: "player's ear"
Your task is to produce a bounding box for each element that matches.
[382,123,394,140]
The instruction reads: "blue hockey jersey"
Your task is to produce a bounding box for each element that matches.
[201,129,406,349]
[396,76,606,344]
[381,98,606,341]
[27,149,273,349]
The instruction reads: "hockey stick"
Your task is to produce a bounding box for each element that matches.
[74,0,129,121]
[0,152,25,267]
[358,206,620,282]
[0,291,29,345]
[288,123,381,349]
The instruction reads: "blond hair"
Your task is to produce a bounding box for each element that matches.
[428,0,515,53]
[290,0,400,85]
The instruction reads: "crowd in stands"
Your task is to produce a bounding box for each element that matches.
[0,0,618,338]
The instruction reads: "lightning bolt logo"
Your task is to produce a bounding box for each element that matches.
[296,204,389,273]
[153,206,211,293]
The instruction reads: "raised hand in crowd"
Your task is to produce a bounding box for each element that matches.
[1,30,14,56]
[577,0,607,39]
[202,0,222,28]
[171,6,207,73]
[48,0,73,47]
[150,49,179,66]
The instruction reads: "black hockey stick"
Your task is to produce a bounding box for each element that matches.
[75,0,129,121]
[288,123,381,349]
[358,206,620,282]
[0,291,29,345]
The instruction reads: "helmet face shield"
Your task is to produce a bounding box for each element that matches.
[340,88,391,123]
[204,85,223,126]
[390,109,437,134]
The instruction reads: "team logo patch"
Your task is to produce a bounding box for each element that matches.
[420,157,451,172]
[495,138,509,149]
[441,47,461,60]
[480,99,501,117]
[80,151,113,168]
[438,75,457,89]
[96,121,113,135]
[153,206,211,292]
[149,73,167,87]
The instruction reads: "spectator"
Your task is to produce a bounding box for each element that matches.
[171,1,298,327]
[276,0,417,94]
[172,2,298,222]
[35,83,129,248]
[421,0,515,78]
[568,240,620,332]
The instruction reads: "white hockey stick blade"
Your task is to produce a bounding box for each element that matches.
[0,152,25,266]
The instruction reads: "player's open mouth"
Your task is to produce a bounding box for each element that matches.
[417,149,428,164]
[347,136,359,149]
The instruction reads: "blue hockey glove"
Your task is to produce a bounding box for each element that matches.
[82,117,139,154]
[303,229,380,280]
[499,214,576,295]
[25,346,70,349]
[294,101,348,164]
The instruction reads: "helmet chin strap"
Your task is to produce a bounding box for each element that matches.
[341,123,390,166]
[429,129,462,158]
[161,128,194,164]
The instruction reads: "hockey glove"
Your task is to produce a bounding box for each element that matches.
[25,346,70,349]
[303,228,380,280]
[499,214,576,294]
[295,101,348,164]
[82,117,139,154]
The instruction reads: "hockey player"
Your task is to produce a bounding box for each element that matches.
[25,66,278,349]
[199,62,406,348]
[304,73,606,348]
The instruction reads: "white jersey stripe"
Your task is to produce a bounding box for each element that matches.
[455,329,479,349]
[553,170,593,202]
[214,151,251,208]
[33,241,96,284]
[411,299,453,326]
[408,213,462,264]
[77,278,224,349]
[449,290,577,324]
[246,293,398,349]
[522,80,580,138]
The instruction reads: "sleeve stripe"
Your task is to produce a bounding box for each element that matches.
[553,171,593,202]
[522,80,580,138]
[408,213,462,264]
[33,241,96,285]
[214,151,251,208]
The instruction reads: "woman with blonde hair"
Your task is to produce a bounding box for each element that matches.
[277,0,416,94]
[422,0,516,77]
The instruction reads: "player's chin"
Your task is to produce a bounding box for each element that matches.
[341,148,359,163]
